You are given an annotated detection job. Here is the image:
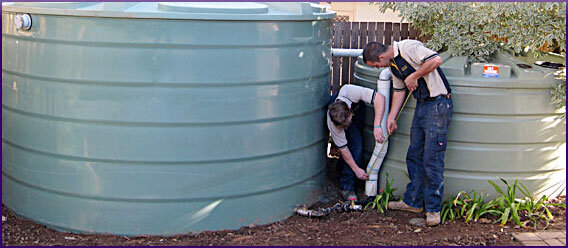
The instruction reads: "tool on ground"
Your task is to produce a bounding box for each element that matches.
[294,197,380,218]
[294,201,360,218]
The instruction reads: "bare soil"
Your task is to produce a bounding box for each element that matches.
[2,158,566,246]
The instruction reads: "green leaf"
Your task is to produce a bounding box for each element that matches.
[454,191,466,205]
[442,208,449,223]
[518,182,532,198]
[460,203,467,217]
[480,209,504,217]
[365,201,376,210]
[543,206,553,220]
[511,180,518,201]
[511,203,526,228]
[466,203,478,222]
[500,208,510,226]
[488,180,506,197]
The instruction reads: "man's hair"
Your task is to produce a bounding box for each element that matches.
[362,42,388,63]
[328,101,351,129]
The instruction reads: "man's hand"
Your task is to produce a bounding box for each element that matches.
[387,118,398,135]
[354,167,369,180]
[404,74,418,92]
[373,127,385,143]
[338,147,368,180]
[403,56,442,92]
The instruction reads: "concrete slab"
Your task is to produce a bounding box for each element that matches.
[521,240,548,246]
[520,240,549,246]
[543,239,564,246]
[535,232,565,239]
[513,233,542,241]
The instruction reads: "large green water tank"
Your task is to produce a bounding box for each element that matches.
[2,2,335,235]
[354,51,566,200]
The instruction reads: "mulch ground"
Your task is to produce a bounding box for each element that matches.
[2,158,566,246]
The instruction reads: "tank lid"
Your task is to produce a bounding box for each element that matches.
[157,2,269,14]
[1,2,335,21]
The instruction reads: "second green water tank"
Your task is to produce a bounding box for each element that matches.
[354,52,566,200]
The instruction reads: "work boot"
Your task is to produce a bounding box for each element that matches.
[426,212,441,226]
[340,190,357,201]
[387,200,423,213]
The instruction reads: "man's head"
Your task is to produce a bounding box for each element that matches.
[362,42,392,68]
[328,101,352,129]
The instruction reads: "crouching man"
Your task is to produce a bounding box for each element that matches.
[328,84,386,201]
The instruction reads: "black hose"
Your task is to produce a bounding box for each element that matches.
[355,195,376,206]
[294,195,377,218]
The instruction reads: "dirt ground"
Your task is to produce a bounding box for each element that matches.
[2,158,566,246]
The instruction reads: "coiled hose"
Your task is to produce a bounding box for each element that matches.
[294,196,377,217]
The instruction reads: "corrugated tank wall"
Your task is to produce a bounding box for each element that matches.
[2,2,335,235]
[354,50,566,200]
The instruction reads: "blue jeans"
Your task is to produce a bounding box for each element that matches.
[403,97,453,212]
[329,92,365,191]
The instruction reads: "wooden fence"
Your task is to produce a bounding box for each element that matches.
[331,22,425,94]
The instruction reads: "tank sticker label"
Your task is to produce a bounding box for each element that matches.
[482,66,499,78]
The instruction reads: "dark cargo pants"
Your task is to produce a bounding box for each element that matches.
[403,97,453,212]
[328,92,366,191]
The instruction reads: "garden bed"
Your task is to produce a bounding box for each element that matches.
[2,158,565,246]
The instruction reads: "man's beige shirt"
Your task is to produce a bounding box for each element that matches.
[391,39,448,97]
[327,85,375,148]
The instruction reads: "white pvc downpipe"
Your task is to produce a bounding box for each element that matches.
[331,48,363,57]
[331,48,392,197]
[365,68,392,197]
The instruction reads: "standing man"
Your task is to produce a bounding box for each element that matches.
[362,40,453,226]
[328,84,386,201]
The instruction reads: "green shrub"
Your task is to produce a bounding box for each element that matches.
[365,173,397,213]
[440,178,565,228]
[377,2,566,119]
[441,191,501,224]
[551,69,566,120]
[488,178,565,229]
[488,178,525,227]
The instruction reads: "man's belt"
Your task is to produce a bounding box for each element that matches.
[416,94,451,102]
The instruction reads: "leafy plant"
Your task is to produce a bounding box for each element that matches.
[551,68,566,120]
[471,193,501,223]
[441,191,464,223]
[488,178,525,227]
[377,2,566,118]
[517,182,566,229]
[377,2,565,60]
[365,172,397,213]
[462,191,501,223]
[438,178,564,228]
[488,178,566,229]
[441,191,501,224]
